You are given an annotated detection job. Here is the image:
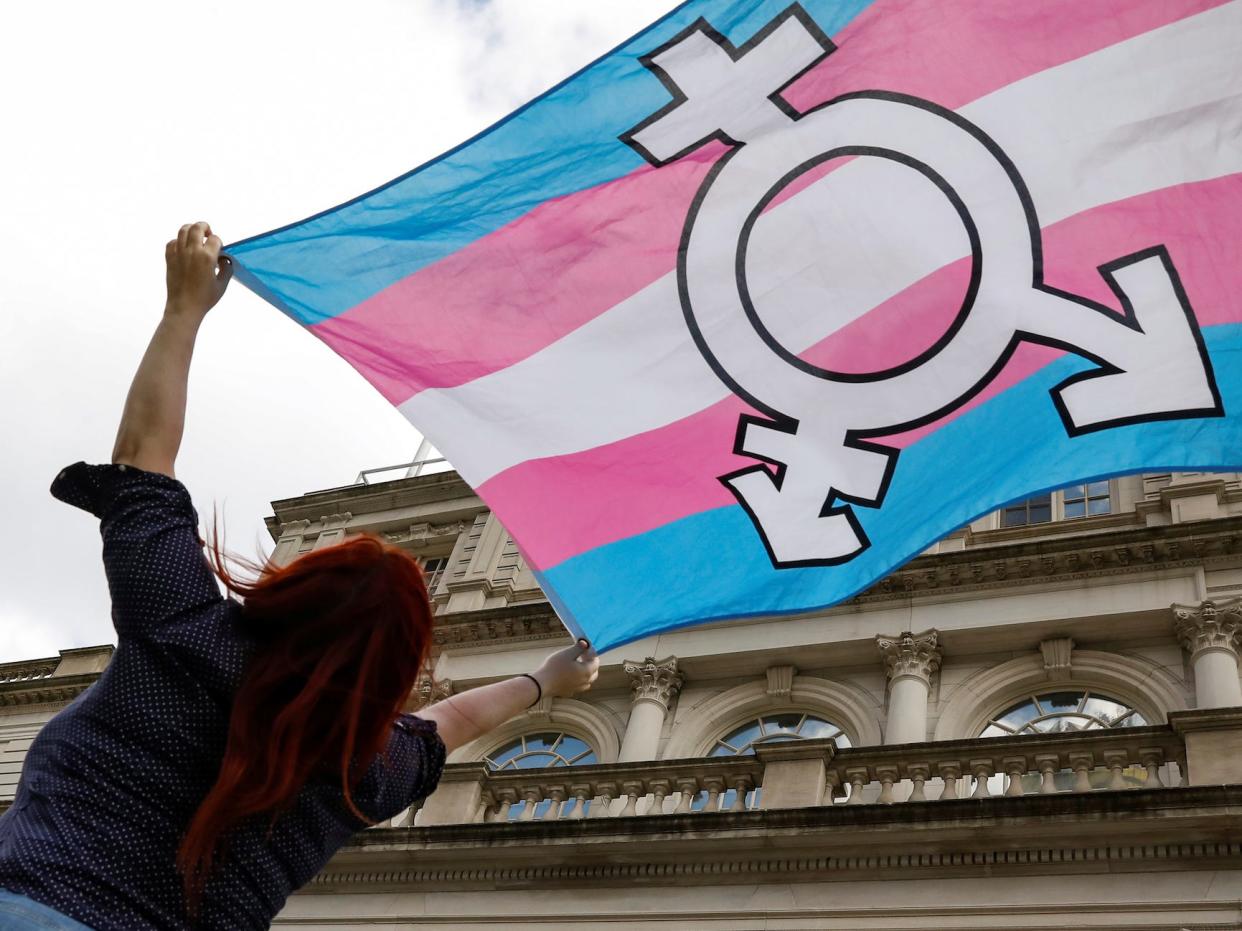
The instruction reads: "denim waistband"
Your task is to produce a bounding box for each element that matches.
[0,889,94,930]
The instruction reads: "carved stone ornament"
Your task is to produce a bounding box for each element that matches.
[523,694,554,720]
[765,665,797,702]
[623,657,684,711]
[384,520,468,547]
[1040,637,1075,680]
[277,518,312,537]
[875,630,942,685]
[1172,598,1242,658]
[408,674,453,710]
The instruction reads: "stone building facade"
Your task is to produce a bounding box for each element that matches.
[3,469,1242,928]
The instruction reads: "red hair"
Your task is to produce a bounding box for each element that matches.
[177,532,434,905]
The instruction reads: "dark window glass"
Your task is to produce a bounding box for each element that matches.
[1003,492,1052,527]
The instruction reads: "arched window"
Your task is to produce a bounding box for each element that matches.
[483,732,598,770]
[710,712,852,756]
[979,690,1147,738]
[979,690,1149,794]
[483,732,598,819]
[701,713,850,811]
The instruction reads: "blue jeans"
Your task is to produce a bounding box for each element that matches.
[0,890,93,930]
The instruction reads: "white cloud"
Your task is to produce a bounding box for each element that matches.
[0,0,673,657]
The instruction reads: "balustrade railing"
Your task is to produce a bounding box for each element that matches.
[408,723,1197,828]
[824,725,1185,805]
[478,755,765,822]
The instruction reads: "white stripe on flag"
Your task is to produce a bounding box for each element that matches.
[403,1,1242,487]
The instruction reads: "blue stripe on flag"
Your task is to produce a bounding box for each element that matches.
[544,325,1242,653]
[227,0,878,325]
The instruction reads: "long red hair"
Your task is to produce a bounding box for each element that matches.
[177,532,434,904]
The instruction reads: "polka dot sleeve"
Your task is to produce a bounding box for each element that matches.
[359,714,447,822]
[51,461,223,640]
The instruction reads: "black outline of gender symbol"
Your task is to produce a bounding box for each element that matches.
[622,2,1224,569]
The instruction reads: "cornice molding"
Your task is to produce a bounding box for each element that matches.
[312,785,1242,889]
[432,603,569,648]
[854,517,1242,604]
[425,520,1242,648]
[382,520,469,549]
[266,472,482,539]
[0,673,99,708]
[313,839,1242,889]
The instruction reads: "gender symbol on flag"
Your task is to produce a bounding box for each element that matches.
[622,4,1222,569]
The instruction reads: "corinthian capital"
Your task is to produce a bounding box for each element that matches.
[1173,598,1242,659]
[876,629,942,685]
[407,673,453,711]
[623,656,684,710]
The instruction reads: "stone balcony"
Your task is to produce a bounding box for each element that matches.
[302,708,1242,897]
[405,711,1228,828]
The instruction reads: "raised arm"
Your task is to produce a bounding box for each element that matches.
[420,641,600,754]
[111,222,232,478]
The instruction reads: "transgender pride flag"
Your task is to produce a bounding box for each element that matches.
[230,0,1242,652]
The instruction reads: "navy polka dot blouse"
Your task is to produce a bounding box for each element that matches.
[0,462,445,930]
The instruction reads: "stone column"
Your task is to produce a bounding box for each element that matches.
[617,657,683,762]
[876,630,942,745]
[1173,599,1242,709]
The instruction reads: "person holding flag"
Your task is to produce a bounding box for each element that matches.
[0,223,600,930]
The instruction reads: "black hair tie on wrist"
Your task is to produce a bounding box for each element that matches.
[519,673,542,708]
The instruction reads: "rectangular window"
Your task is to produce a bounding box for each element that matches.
[1063,481,1111,519]
[1002,492,1052,527]
[421,557,449,594]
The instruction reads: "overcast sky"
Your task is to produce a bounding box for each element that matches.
[0,0,674,660]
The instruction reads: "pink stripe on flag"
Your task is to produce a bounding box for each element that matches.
[307,148,721,403]
[483,173,1242,570]
[310,0,1223,404]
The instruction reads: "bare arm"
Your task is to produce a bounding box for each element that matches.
[111,222,232,478]
[420,641,600,754]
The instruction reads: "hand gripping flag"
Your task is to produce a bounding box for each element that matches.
[230,0,1242,653]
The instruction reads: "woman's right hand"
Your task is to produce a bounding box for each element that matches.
[166,222,232,319]
[533,640,599,698]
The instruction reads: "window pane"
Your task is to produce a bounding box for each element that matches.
[521,751,560,767]
[1064,500,1085,519]
[761,713,804,734]
[1035,715,1084,733]
[995,701,1041,730]
[725,722,763,748]
[557,735,590,757]
[799,719,842,740]
[1002,507,1027,527]
[1086,481,1110,497]
[1064,484,1086,503]
[715,715,848,755]
[1029,502,1051,523]
[1088,497,1111,515]
[488,744,523,767]
[981,691,1142,738]
[524,733,562,752]
[1042,692,1083,713]
[484,732,598,770]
